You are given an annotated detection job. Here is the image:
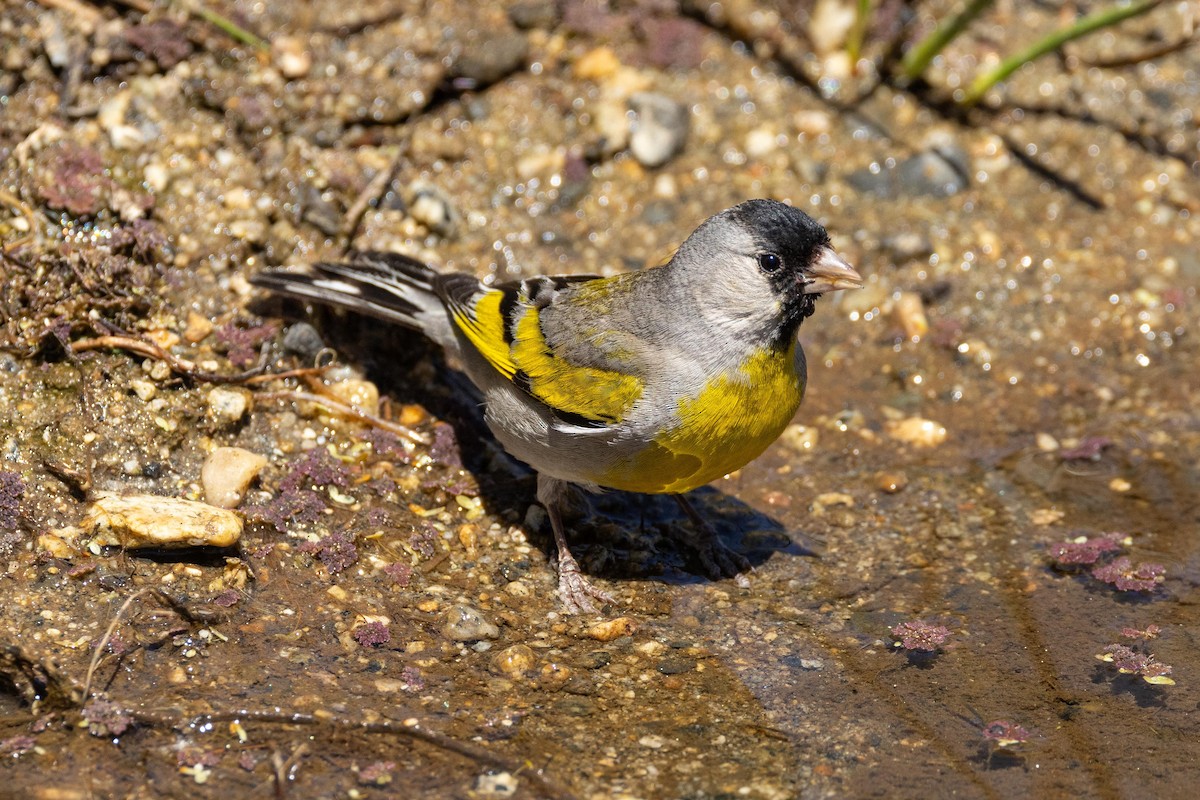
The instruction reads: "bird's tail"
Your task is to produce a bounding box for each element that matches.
[251,252,457,350]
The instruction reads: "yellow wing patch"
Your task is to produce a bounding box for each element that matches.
[510,307,643,424]
[604,343,804,494]
[449,285,643,425]
[448,289,516,379]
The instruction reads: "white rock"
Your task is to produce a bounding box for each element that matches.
[629,92,688,168]
[207,387,251,426]
[81,492,242,549]
[202,447,268,509]
[886,416,947,447]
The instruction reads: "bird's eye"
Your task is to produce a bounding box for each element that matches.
[757,253,782,273]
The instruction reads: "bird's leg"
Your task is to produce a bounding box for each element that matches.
[673,494,751,585]
[537,474,616,614]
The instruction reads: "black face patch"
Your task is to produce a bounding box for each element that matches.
[729,199,831,346]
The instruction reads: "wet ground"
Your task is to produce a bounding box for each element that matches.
[1,1,1198,798]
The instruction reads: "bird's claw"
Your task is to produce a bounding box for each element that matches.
[556,550,615,615]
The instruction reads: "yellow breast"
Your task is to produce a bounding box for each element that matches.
[602,343,805,494]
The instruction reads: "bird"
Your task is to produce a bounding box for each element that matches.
[251,199,861,613]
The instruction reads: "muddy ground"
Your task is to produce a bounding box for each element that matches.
[0,1,1197,798]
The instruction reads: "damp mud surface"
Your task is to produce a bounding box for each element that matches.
[0,1,1197,798]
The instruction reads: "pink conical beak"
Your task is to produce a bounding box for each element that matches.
[802,247,862,294]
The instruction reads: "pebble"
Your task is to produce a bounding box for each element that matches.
[282,322,326,360]
[811,492,855,515]
[807,0,856,55]
[490,644,537,678]
[886,416,947,447]
[880,231,934,263]
[78,492,242,549]
[183,311,214,344]
[744,126,779,158]
[409,183,460,238]
[451,31,528,88]
[509,0,559,29]
[325,377,380,416]
[129,379,156,401]
[202,446,268,509]
[474,771,519,797]
[584,616,637,641]
[779,423,819,451]
[538,661,571,690]
[207,386,251,427]
[1036,432,1060,452]
[656,656,696,675]
[442,604,500,642]
[592,97,631,155]
[272,36,312,79]
[793,109,832,137]
[573,46,621,81]
[875,470,909,494]
[628,92,689,168]
[893,291,928,341]
[896,146,970,197]
[848,143,971,199]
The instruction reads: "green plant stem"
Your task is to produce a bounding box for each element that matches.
[961,0,1163,105]
[846,0,873,64]
[901,0,995,79]
[179,0,270,50]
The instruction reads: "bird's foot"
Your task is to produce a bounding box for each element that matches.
[556,549,616,615]
[673,495,752,586]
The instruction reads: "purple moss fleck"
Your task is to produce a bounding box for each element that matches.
[399,665,425,692]
[280,448,352,492]
[299,530,358,574]
[1097,643,1174,685]
[82,699,132,737]
[250,488,326,532]
[409,523,439,558]
[0,471,25,529]
[212,589,241,608]
[1120,624,1161,640]
[890,620,952,652]
[364,505,393,527]
[0,735,36,756]
[383,561,413,587]
[360,429,412,462]
[352,621,391,648]
[1047,533,1124,566]
[1091,557,1165,592]
[429,422,463,468]
[214,321,277,368]
[357,760,396,785]
[981,720,1031,747]
[238,750,263,771]
[1059,436,1113,461]
[0,471,27,555]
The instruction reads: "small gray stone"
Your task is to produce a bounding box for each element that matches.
[409,183,461,238]
[442,604,500,642]
[848,145,970,199]
[896,147,970,197]
[656,656,696,675]
[881,231,934,263]
[282,322,325,360]
[509,0,559,30]
[451,31,528,88]
[629,92,689,168]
